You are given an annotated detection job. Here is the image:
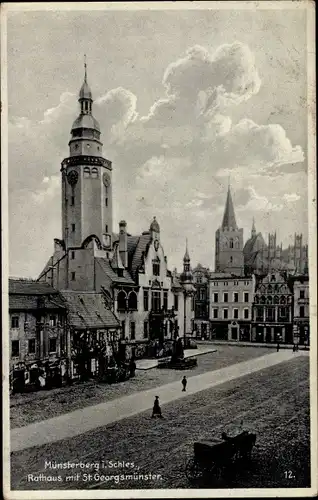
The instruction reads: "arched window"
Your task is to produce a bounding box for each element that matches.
[235,238,240,249]
[230,238,234,249]
[274,295,279,304]
[260,295,266,304]
[84,167,90,178]
[152,257,160,277]
[128,291,138,310]
[91,167,98,179]
[230,256,233,263]
[224,238,228,248]
[280,296,286,305]
[266,296,273,304]
[117,291,127,311]
[268,285,272,293]
[255,295,260,304]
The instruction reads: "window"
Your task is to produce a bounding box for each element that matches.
[105,224,108,234]
[121,320,126,339]
[230,238,234,248]
[279,307,288,320]
[213,293,218,303]
[255,307,263,321]
[151,291,161,312]
[71,196,75,206]
[71,272,76,281]
[71,251,75,260]
[128,291,138,310]
[191,296,195,311]
[28,339,36,354]
[130,322,136,340]
[266,307,275,322]
[163,291,168,311]
[299,306,305,318]
[117,291,127,311]
[49,338,57,353]
[233,292,239,303]
[143,321,148,339]
[152,257,160,276]
[49,315,57,327]
[244,292,249,303]
[230,256,233,263]
[143,289,149,311]
[213,308,218,319]
[233,308,239,319]
[84,167,90,178]
[199,288,205,301]
[91,167,98,178]
[223,309,228,320]
[105,198,108,207]
[11,316,19,329]
[71,223,75,233]
[243,308,249,320]
[223,292,228,303]
[11,340,19,357]
[300,290,305,299]
[174,294,179,311]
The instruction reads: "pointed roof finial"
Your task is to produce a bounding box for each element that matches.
[84,54,87,83]
[184,238,190,262]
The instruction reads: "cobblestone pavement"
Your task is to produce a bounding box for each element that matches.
[11,345,275,428]
[10,356,310,491]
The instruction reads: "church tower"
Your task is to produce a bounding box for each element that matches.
[215,186,244,276]
[61,59,113,251]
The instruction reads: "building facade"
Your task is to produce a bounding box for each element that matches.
[292,275,310,345]
[193,264,210,339]
[244,220,308,276]
[209,274,255,341]
[9,279,68,391]
[251,272,293,343]
[215,186,244,276]
[38,70,194,350]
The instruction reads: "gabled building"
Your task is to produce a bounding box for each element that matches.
[251,271,293,343]
[38,69,193,352]
[290,274,310,345]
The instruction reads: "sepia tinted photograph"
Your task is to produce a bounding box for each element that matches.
[1,2,316,498]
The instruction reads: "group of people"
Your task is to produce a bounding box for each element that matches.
[151,376,187,418]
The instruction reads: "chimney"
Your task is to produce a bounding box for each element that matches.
[119,220,128,268]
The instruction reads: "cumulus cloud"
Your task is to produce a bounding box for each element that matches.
[8,41,307,277]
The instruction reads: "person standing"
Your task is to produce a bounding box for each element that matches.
[182,375,187,392]
[151,396,163,418]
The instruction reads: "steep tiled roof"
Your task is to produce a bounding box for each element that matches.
[60,291,119,330]
[130,233,152,280]
[9,279,59,295]
[95,258,135,286]
[9,279,65,310]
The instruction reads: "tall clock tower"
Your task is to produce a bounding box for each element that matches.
[61,63,113,251]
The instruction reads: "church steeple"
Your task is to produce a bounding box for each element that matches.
[79,55,93,113]
[251,218,256,238]
[222,185,237,231]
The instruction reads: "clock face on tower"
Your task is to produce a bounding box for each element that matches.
[103,172,111,187]
[67,170,78,186]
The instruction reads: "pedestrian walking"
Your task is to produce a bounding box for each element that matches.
[151,396,163,418]
[182,376,187,392]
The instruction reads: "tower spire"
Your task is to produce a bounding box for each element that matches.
[84,54,87,83]
[222,185,237,231]
[251,217,256,237]
[184,238,190,262]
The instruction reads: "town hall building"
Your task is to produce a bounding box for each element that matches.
[38,68,195,349]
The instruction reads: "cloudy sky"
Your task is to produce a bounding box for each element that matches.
[6,4,309,278]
